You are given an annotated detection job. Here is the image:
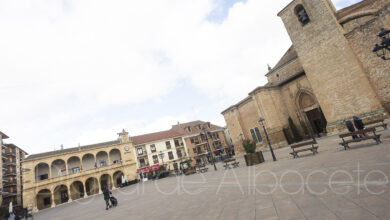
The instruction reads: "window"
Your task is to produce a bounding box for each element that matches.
[152,155,159,164]
[190,138,194,144]
[255,127,263,142]
[250,129,258,143]
[150,144,156,153]
[177,149,182,158]
[193,148,197,153]
[137,148,143,155]
[139,158,145,166]
[166,141,171,149]
[295,4,310,26]
[174,139,180,147]
[168,152,174,160]
[72,167,80,173]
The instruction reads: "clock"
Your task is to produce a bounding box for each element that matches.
[124,146,130,151]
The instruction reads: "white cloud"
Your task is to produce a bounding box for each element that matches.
[0,0,349,154]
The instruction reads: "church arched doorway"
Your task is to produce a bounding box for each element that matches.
[297,90,327,135]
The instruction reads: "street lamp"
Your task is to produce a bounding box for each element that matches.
[158,151,165,165]
[200,129,217,171]
[373,28,390,60]
[258,117,277,161]
[301,110,317,144]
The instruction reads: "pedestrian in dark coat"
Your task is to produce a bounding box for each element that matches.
[103,187,112,210]
[353,116,365,130]
[345,120,358,140]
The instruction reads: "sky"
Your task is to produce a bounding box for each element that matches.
[0,0,362,154]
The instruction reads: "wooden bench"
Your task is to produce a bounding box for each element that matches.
[365,119,388,130]
[339,127,381,150]
[223,158,239,169]
[290,140,318,158]
[196,164,208,173]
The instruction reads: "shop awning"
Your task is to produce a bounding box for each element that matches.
[137,164,166,173]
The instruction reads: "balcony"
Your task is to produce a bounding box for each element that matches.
[6,161,16,166]
[6,151,16,156]
[1,153,7,158]
[4,179,17,186]
[5,170,16,176]
[2,164,7,169]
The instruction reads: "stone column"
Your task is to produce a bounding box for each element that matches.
[83,183,87,198]
[50,193,55,208]
[112,175,116,189]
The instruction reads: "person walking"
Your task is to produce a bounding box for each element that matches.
[345,120,358,140]
[103,187,112,210]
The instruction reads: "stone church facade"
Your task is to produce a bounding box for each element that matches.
[222,0,390,155]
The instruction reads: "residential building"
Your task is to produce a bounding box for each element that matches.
[171,121,230,166]
[222,0,389,155]
[0,131,27,208]
[132,129,189,176]
[21,130,137,212]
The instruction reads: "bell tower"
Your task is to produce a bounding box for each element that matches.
[278,0,384,133]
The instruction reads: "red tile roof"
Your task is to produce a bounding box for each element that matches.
[171,120,224,135]
[132,130,183,145]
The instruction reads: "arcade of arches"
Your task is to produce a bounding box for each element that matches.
[22,130,138,213]
[34,149,122,182]
[36,171,125,210]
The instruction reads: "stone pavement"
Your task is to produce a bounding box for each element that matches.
[34,126,390,220]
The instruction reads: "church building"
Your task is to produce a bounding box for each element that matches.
[222,0,390,155]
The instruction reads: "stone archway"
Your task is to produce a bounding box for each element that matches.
[36,189,51,210]
[100,174,112,190]
[113,171,124,188]
[85,177,99,196]
[51,159,66,178]
[296,90,327,135]
[35,163,50,181]
[70,181,85,200]
[53,185,69,205]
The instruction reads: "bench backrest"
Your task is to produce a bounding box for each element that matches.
[339,127,376,138]
[364,119,384,125]
[291,140,315,148]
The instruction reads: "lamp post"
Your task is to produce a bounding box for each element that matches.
[258,118,277,161]
[158,151,165,165]
[301,110,317,144]
[373,28,390,60]
[200,130,217,171]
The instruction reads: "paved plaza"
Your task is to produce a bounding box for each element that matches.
[35,126,390,220]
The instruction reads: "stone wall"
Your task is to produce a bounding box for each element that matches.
[278,0,383,134]
[344,2,390,114]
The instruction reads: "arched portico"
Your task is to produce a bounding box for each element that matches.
[67,156,81,174]
[35,163,50,181]
[53,185,69,205]
[100,174,112,190]
[36,189,52,210]
[70,181,85,200]
[85,177,99,196]
[109,149,122,165]
[82,153,95,170]
[96,151,109,167]
[113,171,124,188]
[51,159,66,178]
